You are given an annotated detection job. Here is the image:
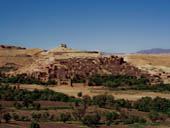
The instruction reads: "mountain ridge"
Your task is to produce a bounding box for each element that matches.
[136,48,170,54]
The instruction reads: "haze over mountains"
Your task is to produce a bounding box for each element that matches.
[136,48,170,54]
[102,48,170,55]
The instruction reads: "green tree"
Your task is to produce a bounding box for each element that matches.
[82,113,101,127]
[33,103,41,110]
[72,96,91,121]
[12,113,19,121]
[82,95,91,107]
[0,104,2,110]
[31,113,41,120]
[14,102,23,109]
[77,92,82,97]
[30,121,40,128]
[23,98,33,109]
[105,112,119,126]
[60,113,71,123]
[93,94,114,108]
[42,112,49,120]
[3,113,11,123]
[148,111,161,122]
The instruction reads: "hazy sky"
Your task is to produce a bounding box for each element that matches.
[0,0,170,53]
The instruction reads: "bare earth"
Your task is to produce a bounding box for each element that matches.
[123,54,170,83]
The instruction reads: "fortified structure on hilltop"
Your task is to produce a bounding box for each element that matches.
[60,44,67,48]
[5,44,161,85]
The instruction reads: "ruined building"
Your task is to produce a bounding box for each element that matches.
[7,44,161,85]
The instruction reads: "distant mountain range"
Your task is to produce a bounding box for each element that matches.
[101,52,125,56]
[136,48,170,54]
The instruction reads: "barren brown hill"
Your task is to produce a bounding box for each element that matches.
[0,44,45,68]
[123,54,170,83]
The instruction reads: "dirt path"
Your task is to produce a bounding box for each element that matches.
[18,84,170,101]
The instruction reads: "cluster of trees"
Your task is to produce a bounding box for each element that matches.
[133,96,170,113]
[71,95,147,127]
[3,112,62,122]
[0,75,56,85]
[105,111,146,125]
[2,112,40,128]
[93,94,170,114]
[71,74,170,94]
[88,74,149,87]
[30,122,40,128]
[131,83,170,92]
[0,85,71,102]
[93,94,132,109]
[148,111,166,122]
[13,101,41,110]
[2,83,170,127]
[2,95,169,127]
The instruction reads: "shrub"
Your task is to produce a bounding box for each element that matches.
[23,99,33,109]
[115,99,132,108]
[42,112,49,119]
[31,113,41,120]
[49,114,55,120]
[32,103,41,110]
[82,113,101,127]
[72,76,85,83]
[72,96,90,121]
[3,113,11,123]
[0,85,70,102]
[133,97,152,112]
[104,81,119,88]
[93,94,114,107]
[89,74,149,87]
[0,75,56,86]
[21,115,30,121]
[133,96,170,113]
[72,106,87,121]
[82,95,91,107]
[30,121,40,128]
[105,112,119,126]
[148,111,161,122]
[139,117,147,123]
[60,113,71,123]
[14,102,23,109]
[12,113,19,121]
[77,92,82,97]
[123,115,146,124]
